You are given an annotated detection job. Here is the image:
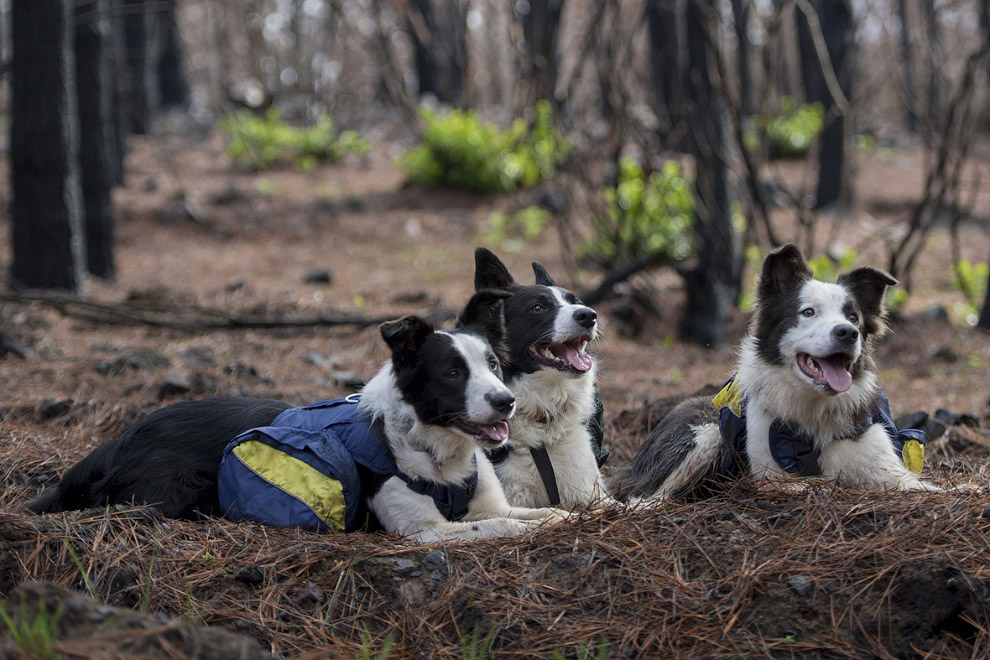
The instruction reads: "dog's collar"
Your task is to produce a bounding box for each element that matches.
[528,404,566,424]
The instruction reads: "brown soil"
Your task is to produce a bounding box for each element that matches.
[1,123,989,658]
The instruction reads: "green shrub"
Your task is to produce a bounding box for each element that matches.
[218,108,368,171]
[582,159,694,269]
[400,100,570,193]
[951,259,988,325]
[483,205,552,249]
[745,97,824,159]
[0,597,64,660]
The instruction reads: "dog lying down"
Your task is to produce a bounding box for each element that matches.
[29,291,565,542]
[611,244,940,501]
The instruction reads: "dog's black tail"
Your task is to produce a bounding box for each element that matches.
[27,398,292,519]
[608,395,723,501]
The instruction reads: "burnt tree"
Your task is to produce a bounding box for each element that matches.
[10,0,85,291]
[796,0,855,210]
[730,0,754,117]
[122,0,160,134]
[678,0,738,347]
[157,0,188,109]
[647,0,684,146]
[407,0,467,104]
[516,0,564,108]
[75,0,116,280]
[898,0,919,134]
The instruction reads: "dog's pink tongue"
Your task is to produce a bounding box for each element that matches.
[483,421,509,443]
[819,356,852,393]
[550,344,593,372]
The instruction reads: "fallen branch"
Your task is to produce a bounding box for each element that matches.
[0,290,403,333]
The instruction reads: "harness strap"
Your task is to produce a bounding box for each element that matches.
[369,416,478,521]
[529,446,561,507]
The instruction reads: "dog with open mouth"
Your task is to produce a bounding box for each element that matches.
[28,291,563,542]
[611,244,936,500]
[473,248,613,509]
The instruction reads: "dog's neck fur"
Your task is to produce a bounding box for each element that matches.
[358,363,479,484]
[736,336,881,445]
[508,366,596,448]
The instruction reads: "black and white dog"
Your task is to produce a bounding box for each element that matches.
[612,244,936,500]
[29,291,563,541]
[473,248,613,509]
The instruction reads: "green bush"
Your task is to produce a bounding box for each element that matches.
[951,259,988,325]
[745,97,824,159]
[582,159,694,269]
[484,205,552,248]
[400,101,570,194]
[218,108,368,171]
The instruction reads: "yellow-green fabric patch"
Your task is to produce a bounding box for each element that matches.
[712,379,744,417]
[233,441,347,530]
[902,438,925,474]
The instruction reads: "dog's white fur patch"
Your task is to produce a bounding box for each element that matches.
[445,331,509,424]
[357,337,562,541]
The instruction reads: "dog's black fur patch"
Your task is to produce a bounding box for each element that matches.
[474,248,592,383]
[753,244,812,366]
[27,398,292,518]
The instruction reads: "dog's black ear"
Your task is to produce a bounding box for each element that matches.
[458,289,511,362]
[759,244,813,299]
[532,261,556,287]
[474,247,515,290]
[380,316,434,362]
[837,267,897,336]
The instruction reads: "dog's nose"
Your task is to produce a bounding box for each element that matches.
[485,391,515,415]
[573,307,597,329]
[832,324,859,345]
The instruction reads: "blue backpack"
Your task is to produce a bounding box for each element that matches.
[218,397,479,532]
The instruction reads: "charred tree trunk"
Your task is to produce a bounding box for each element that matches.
[796,0,855,210]
[647,0,684,148]
[920,0,944,135]
[75,0,116,280]
[730,0,754,117]
[123,0,159,134]
[157,0,188,109]
[10,0,85,292]
[516,0,564,108]
[898,0,919,134]
[678,0,738,347]
[407,0,466,104]
[106,0,128,185]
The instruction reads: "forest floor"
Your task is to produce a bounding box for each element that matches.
[1,119,990,658]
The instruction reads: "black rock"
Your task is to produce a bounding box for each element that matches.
[303,269,333,285]
[922,305,950,323]
[158,375,192,399]
[34,398,73,421]
[0,330,29,359]
[932,345,959,363]
[234,564,265,585]
[788,576,814,597]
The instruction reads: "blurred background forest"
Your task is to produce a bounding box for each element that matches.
[2,0,989,348]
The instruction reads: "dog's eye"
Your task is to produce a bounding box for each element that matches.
[530,304,544,313]
[445,369,460,380]
[801,308,815,318]
[488,358,499,372]
[847,312,858,323]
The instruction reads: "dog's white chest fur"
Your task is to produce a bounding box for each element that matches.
[495,369,608,508]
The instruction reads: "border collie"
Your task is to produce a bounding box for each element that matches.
[29,291,562,541]
[611,244,937,500]
[473,248,613,508]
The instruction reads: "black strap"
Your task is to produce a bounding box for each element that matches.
[529,446,560,507]
[370,416,478,521]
